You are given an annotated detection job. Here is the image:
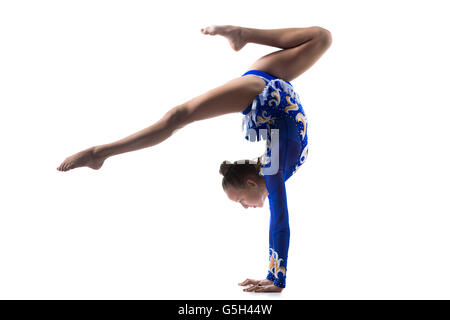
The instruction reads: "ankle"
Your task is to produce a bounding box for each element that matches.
[240,27,250,42]
[92,145,110,160]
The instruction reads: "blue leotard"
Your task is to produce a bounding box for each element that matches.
[240,70,309,288]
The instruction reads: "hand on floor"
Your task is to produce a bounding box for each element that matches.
[238,278,283,292]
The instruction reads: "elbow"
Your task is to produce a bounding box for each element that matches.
[273,227,290,236]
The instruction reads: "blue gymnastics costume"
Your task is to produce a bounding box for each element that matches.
[240,70,309,288]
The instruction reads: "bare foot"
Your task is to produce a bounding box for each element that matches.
[56,146,106,172]
[200,25,247,51]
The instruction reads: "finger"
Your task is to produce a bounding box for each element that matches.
[254,283,270,291]
[238,279,257,286]
[255,286,272,292]
[238,279,248,286]
[243,284,259,292]
[255,285,283,293]
[260,279,273,285]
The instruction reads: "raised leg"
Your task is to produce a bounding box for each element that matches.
[201,25,332,82]
[240,26,320,49]
[244,26,332,82]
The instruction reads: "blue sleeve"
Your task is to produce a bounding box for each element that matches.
[264,169,290,288]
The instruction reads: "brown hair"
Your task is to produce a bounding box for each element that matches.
[219,158,262,190]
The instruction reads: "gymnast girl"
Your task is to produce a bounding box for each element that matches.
[57,25,332,292]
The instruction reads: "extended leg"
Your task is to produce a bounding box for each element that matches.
[56,76,264,172]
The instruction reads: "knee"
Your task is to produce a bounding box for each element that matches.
[164,105,191,130]
[312,26,332,48]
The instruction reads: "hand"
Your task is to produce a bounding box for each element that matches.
[238,278,273,286]
[238,278,283,292]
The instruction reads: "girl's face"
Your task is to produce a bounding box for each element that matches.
[224,178,268,209]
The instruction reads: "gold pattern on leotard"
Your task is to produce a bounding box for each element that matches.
[268,89,280,107]
[283,96,299,113]
[283,95,308,140]
[268,248,286,279]
[256,111,275,125]
[295,112,307,140]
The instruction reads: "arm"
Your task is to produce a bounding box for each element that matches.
[265,169,290,288]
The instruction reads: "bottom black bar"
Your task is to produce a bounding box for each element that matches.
[0,300,449,319]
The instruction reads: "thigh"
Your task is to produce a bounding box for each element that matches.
[181,75,266,123]
[248,34,331,83]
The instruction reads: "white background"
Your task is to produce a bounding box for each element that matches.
[1,0,449,299]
